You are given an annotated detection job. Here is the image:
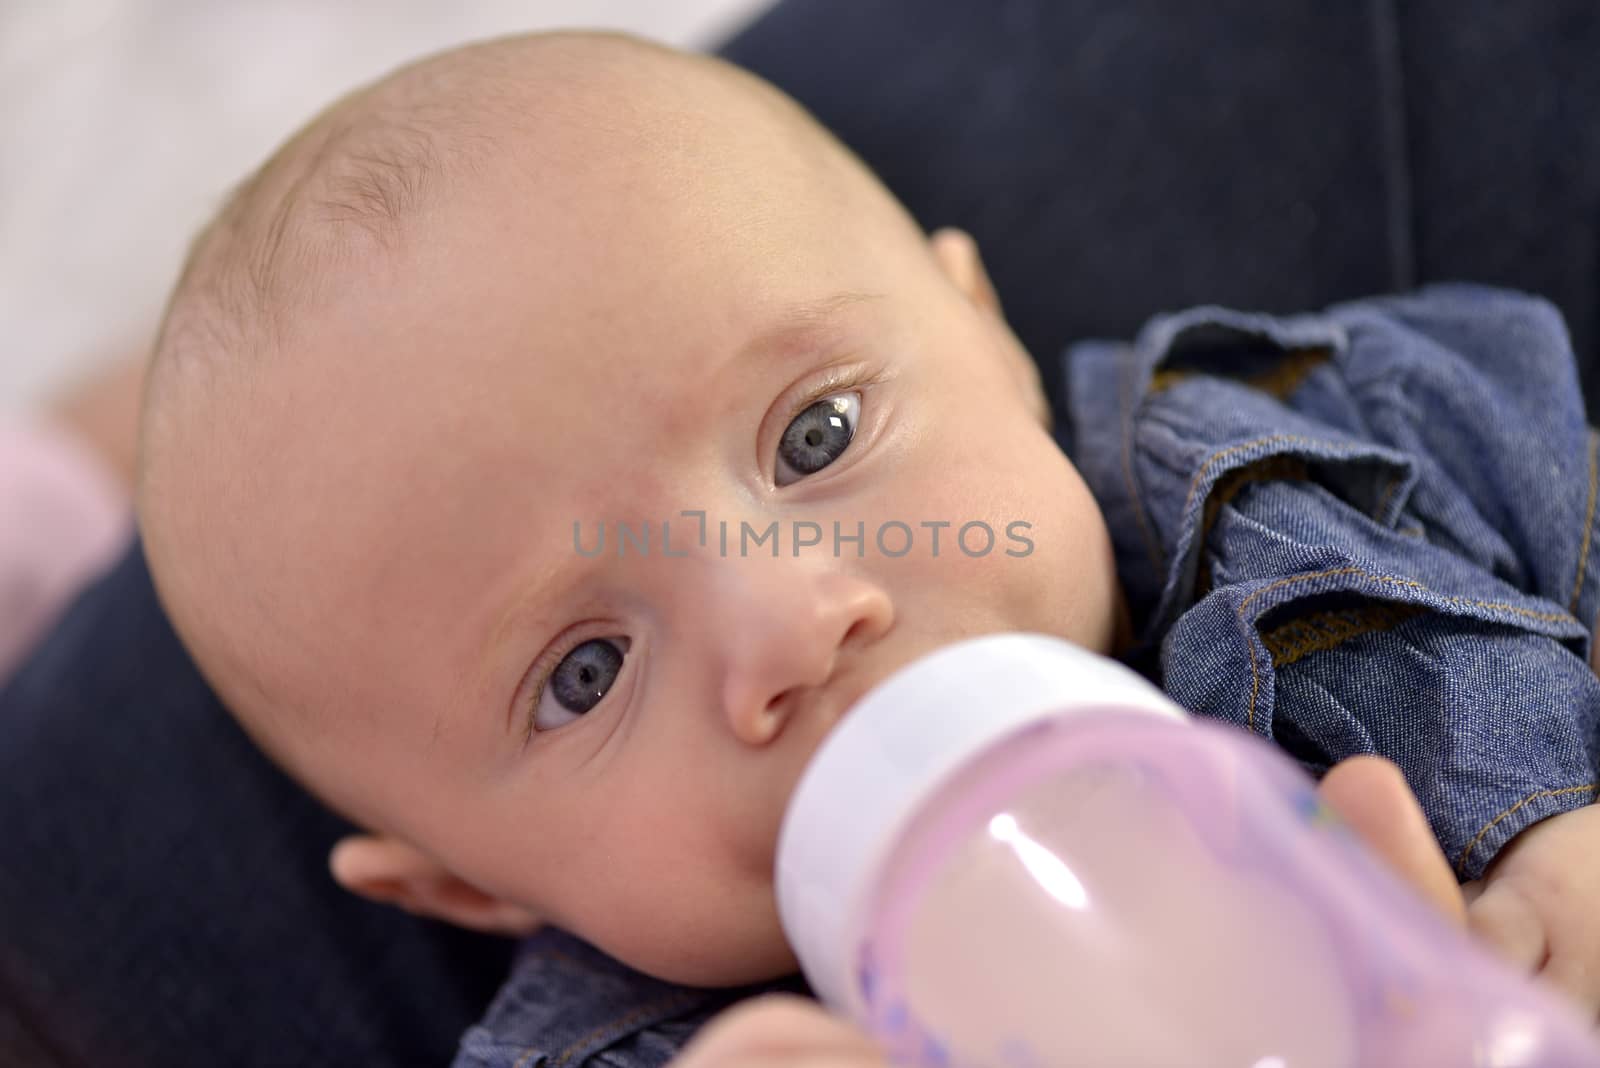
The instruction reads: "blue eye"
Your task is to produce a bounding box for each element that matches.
[776,392,860,486]
[533,638,627,731]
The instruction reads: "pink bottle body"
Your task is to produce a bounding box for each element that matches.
[853,711,1600,1067]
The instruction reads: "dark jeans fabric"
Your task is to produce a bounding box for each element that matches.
[0,544,513,1068]
[720,0,1600,428]
[3,3,1597,1066]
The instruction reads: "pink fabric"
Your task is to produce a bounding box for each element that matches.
[0,420,132,683]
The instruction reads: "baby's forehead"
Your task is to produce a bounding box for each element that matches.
[216,36,821,333]
[331,284,883,534]
[224,36,917,531]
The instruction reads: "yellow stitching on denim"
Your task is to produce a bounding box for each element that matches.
[1371,473,1404,523]
[1202,455,1310,537]
[1148,368,1192,394]
[1568,429,1598,615]
[1246,347,1331,399]
[1239,567,1360,730]
[1242,568,1573,622]
[1243,620,1266,732]
[1238,566,1575,730]
[1262,602,1426,666]
[1147,348,1329,399]
[1195,455,1310,601]
[1189,429,1406,541]
[1453,784,1599,878]
[1180,435,1319,530]
[544,992,703,1068]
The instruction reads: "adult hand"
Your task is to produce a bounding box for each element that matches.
[1316,754,1469,927]
[671,995,887,1067]
[673,754,1492,1067]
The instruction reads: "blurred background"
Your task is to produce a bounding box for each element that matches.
[0,0,772,416]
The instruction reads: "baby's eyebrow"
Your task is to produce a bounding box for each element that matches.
[737,290,883,366]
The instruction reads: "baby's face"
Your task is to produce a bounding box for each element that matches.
[186,51,1122,985]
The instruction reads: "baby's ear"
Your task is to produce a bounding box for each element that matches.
[328,834,542,937]
[929,227,1004,318]
[929,227,1053,431]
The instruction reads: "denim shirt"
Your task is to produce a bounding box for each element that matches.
[1068,284,1600,882]
[456,285,1600,1067]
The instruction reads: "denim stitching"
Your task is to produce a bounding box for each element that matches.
[544,993,703,1068]
[1262,602,1425,666]
[1244,612,1268,732]
[1370,472,1405,523]
[1181,435,1327,533]
[1247,347,1331,399]
[1239,566,1576,730]
[1453,784,1599,877]
[1148,368,1191,394]
[1148,349,1330,400]
[1194,455,1310,601]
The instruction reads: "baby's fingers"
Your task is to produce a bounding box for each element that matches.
[1468,878,1600,1019]
[1540,950,1600,1023]
[1467,877,1548,975]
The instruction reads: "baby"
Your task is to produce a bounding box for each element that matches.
[135,31,1600,1065]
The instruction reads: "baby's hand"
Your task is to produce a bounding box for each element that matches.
[672,995,886,1067]
[1462,803,1600,1022]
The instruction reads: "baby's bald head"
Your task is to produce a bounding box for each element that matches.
[152,33,825,359]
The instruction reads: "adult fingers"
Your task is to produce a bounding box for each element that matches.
[1317,755,1467,927]
[673,995,887,1067]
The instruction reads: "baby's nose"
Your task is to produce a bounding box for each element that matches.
[703,555,894,746]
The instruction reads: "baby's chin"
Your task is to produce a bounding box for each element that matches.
[590,900,800,988]
[662,942,801,989]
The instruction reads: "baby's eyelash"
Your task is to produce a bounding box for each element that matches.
[521,630,614,747]
[522,643,567,747]
[786,363,884,420]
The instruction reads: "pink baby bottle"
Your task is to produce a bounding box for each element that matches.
[775,633,1600,1066]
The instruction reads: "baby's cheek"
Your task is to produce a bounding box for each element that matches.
[1014,467,1121,647]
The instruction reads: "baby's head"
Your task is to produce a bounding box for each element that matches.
[137,32,1123,985]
